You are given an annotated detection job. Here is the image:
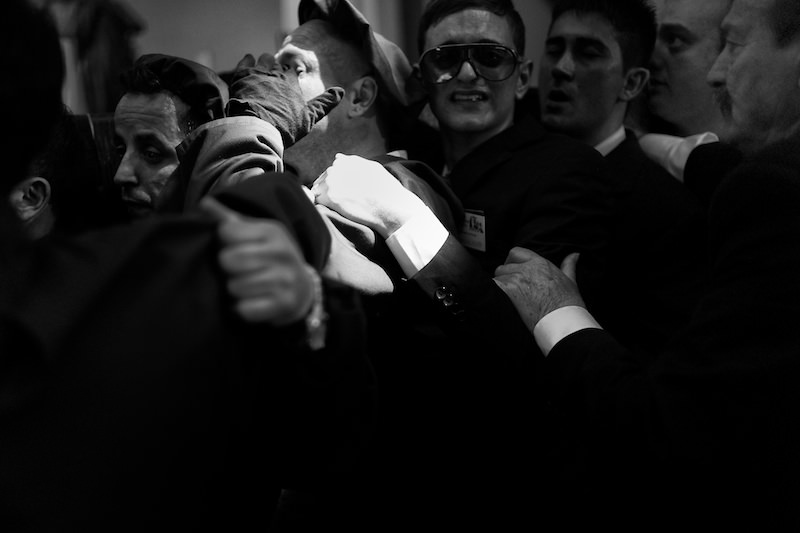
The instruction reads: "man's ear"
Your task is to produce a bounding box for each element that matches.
[620,67,650,102]
[9,177,51,221]
[515,59,534,100]
[347,76,379,118]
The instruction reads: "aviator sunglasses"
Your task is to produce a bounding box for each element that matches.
[418,43,521,84]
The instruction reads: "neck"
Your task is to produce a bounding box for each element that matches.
[286,120,388,186]
[25,207,55,240]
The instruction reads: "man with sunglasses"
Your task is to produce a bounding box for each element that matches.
[313,0,615,528]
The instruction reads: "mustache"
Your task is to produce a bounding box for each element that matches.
[713,89,733,116]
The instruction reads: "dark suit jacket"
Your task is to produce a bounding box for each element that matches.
[543,136,800,532]
[398,115,613,527]
[583,131,707,354]
[0,175,375,530]
[160,116,475,528]
[412,114,612,345]
[684,139,744,207]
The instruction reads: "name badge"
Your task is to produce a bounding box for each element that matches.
[461,210,486,252]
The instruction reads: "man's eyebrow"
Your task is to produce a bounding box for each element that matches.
[658,22,694,39]
[574,36,610,51]
[132,131,171,148]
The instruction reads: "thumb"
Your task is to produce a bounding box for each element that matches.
[199,195,243,224]
[303,86,345,127]
[285,87,345,148]
[561,252,580,283]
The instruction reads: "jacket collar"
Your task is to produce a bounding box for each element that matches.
[448,114,547,195]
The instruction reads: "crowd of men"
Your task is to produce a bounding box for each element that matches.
[3,0,800,530]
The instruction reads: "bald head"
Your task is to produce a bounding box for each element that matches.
[277,19,371,101]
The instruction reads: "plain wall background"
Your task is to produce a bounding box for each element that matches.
[125,0,552,78]
[60,0,553,113]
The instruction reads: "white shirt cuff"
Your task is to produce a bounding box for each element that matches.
[386,207,449,278]
[533,306,602,357]
[639,132,718,182]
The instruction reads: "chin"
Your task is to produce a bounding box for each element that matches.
[125,205,152,220]
[541,114,571,134]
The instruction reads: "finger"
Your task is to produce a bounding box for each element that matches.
[227,267,288,299]
[235,53,255,71]
[312,168,328,188]
[561,252,580,282]
[332,152,351,164]
[199,196,243,224]
[493,263,519,278]
[310,172,328,199]
[218,219,290,249]
[492,276,511,294]
[303,87,345,127]
[219,238,296,273]
[234,289,311,325]
[235,297,291,325]
[504,246,538,265]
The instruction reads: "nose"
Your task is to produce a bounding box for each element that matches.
[455,58,480,81]
[552,51,575,80]
[649,39,666,72]
[706,47,729,91]
[113,152,138,188]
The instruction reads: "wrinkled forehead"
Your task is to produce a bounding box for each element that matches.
[280,20,369,82]
[114,91,188,141]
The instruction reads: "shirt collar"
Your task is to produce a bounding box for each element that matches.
[594,126,626,157]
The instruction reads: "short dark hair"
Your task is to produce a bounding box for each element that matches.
[769,0,800,46]
[1,0,65,191]
[120,55,227,134]
[550,0,656,70]
[417,0,526,56]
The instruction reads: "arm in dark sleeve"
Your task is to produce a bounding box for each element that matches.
[156,115,286,213]
[683,141,743,208]
[542,149,800,528]
[412,234,542,370]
